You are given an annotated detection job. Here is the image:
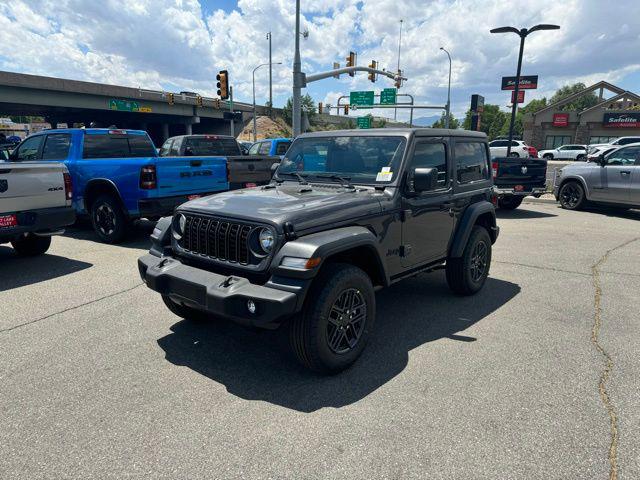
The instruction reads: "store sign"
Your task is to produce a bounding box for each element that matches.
[501,75,538,90]
[511,90,525,104]
[552,113,570,127]
[603,112,640,128]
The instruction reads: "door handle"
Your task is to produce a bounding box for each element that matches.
[620,170,631,175]
[190,160,202,167]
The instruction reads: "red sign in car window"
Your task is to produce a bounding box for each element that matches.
[552,113,569,127]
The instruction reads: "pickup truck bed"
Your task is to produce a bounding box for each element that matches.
[492,156,548,209]
[0,161,75,255]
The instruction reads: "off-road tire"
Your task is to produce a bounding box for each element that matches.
[558,181,586,210]
[11,234,51,256]
[162,295,211,322]
[446,226,492,296]
[498,195,523,210]
[90,194,128,244]
[289,263,375,374]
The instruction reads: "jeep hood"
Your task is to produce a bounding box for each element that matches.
[179,182,384,232]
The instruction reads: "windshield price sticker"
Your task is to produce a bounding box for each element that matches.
[376,167,393,182]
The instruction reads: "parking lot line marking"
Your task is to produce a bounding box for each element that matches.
[591,237,639,480]
[0,283,144,335]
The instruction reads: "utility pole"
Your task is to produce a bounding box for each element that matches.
[229,86,234,137]
[267,32,273,116]
[394,19,403,121]
[292,0,302,137]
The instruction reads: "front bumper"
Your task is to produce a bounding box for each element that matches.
[494,186,547,197]
[138,253,298,328]
[0,206,75,242]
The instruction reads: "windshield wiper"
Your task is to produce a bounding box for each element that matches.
[279,171,309,185]
[314,174,354,189]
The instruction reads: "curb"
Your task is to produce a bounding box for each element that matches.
[522,196,557,205]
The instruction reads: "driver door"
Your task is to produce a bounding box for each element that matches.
[591,146,639,203]
[401,139,454,267]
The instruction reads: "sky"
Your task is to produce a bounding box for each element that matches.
[0,0,639,123]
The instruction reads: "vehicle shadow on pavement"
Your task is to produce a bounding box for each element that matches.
[63,219,156,250]
[496,208,557,219]
[587,206,640,221]
[0,247,92,292]
[157,272,520,412]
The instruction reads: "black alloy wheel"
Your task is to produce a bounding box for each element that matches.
[469,240,489,283]
[559,182,585,210]
[326,288,367,355]
[90,194,127,243]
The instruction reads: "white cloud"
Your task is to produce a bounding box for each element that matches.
[0,0,639,121]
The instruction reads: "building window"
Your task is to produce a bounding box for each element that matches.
[589,136,619,145]
[545,136,572,149]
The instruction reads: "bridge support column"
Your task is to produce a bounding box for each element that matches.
[161,123,169,142]
[185,123,192,135]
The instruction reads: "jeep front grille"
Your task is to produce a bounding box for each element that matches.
[179,214,253,265]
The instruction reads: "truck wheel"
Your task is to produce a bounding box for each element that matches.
[90,194,128,244]
[11,233,51,256]
[289,263,375,374]
[497,195,523,210]
[559,181,585,210]
[446,226,492,296]
[162,295,211,322]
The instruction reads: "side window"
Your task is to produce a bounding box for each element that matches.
[14,135,44,161]
[618,137,640,146]
[606,147,640,166]
[275,141,292,155]
[455,141,489,184]
[42,134,72,160]
[491,140,506,147]
[409,142,448,189]
[258,142,271,155]
[248,142,260,155]
[169,138,180,156]
[159,139,173,156]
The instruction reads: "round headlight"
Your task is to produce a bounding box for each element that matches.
[258,228,275,253]
[173,213,186,240]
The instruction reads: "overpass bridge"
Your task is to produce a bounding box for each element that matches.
[0,71,266,145]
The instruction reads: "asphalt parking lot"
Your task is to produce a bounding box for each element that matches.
[1,203,639,479]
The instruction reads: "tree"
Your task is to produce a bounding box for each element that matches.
[282,94,317,126]
[550,83,599,111]
[431,112,460,129]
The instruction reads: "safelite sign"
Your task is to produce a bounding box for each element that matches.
[603,112,640,128]
[501,75,538,90]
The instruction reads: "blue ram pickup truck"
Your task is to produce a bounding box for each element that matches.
[9,128,228,243]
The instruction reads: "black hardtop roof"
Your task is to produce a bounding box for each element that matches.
[298,128,487,139]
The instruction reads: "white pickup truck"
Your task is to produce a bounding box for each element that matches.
[0,161,76,256]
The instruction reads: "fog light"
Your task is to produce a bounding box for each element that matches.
[247,299,256,314]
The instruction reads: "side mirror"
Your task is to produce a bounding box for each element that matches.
[413,167,439,192]
[270,162,280,173]
[598,154,606,167]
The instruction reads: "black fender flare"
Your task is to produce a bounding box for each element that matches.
[449,201,497,258]
[270,226,387,283]
[83,178,127,216]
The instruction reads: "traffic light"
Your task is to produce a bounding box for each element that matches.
[318,102,323,114]
[344,104,349,115]
[346,51,356,77]
[368,60,377,82]
[167,92,174,105]
[213,98,221,109]
[394,69,402,89]
[196,95,203,107]
[216,70,229,100]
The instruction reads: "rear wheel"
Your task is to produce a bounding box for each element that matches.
[497,195,523,210]
[576,154,586,161]
[90,194,128,244]
[509,152,520,157]
[446,226,492,296]
[11,233,51,256]
[162,295,211,322]
[559,181,586,210]
[289,263,375,374]
[543,153,553,160]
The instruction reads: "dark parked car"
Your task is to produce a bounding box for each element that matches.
[138,128,499,373]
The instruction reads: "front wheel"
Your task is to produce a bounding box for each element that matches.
[446,226,492,296]
[509,152,520,157]
[559,181,586,210]
[11,233,51,256]
[90,194,128,244]
[289,263,375,374]
[543,153,553,160]
[497,195,523,210]
[576,154,586,161]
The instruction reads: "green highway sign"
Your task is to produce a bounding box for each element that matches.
[350,90,375,106]
[108,99,151,113]
[357,116,372,129]
[380,88,397,105]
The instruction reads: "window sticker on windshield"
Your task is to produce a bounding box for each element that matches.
[376,168,393,181]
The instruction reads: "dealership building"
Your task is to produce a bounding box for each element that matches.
[522,81,640,150]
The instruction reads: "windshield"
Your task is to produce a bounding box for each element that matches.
[278,136,407,184]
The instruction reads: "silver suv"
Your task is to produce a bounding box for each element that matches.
[554,143,640,209]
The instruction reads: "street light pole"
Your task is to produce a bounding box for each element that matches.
[292,0,302,137]
[253,62,282,142]
[394,19,403,121]
[490,24,560,155]
[439,47,452,129]
[267,32,273,116]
